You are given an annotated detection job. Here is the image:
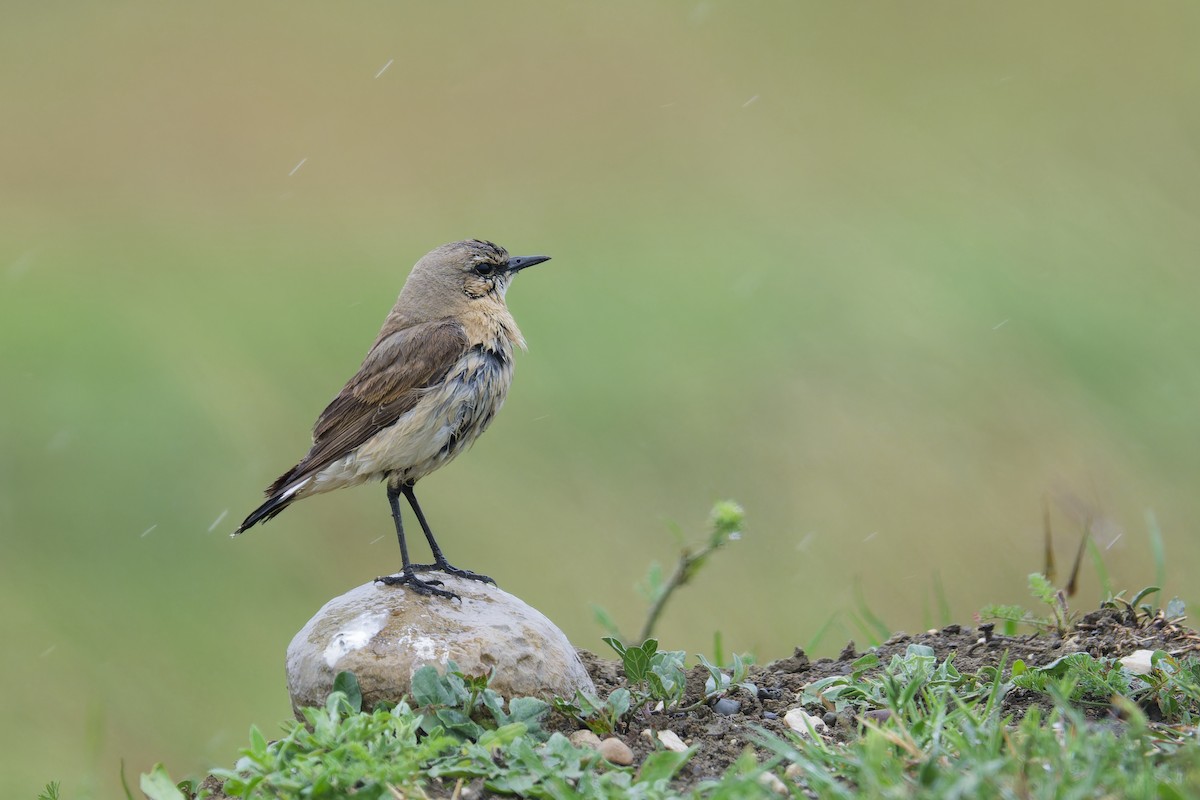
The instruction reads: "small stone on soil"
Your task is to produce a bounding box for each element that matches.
[569,730,601,750]
[784,707,827,737]
[759,771,788,795]
[598,737,633,765]
[657,729,689,752]
[713,698,741,716]
[1119,649,1156,675]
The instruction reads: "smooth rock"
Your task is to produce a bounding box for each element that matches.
[569,730,602,750]
[1120,649,1157,675]
[860,709,892,725]
[286,575,595,716]
[759,772,789,795]
[712,697,741,716]
[598,737,634,765]
[656,729,688,752]
[784,707,828,737]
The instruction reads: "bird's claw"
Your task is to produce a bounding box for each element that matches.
[375,571,460,600]
[410,562,497,586]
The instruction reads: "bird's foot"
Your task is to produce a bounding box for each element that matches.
[410,561,497,586]
[375,570,460,600]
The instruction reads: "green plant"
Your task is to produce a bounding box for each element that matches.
[802,644,995,716]
[408,663,549,741]
[980,572,1079,635]
[139,765,191,800]
[1010,652,1132,706]
[554,638,689,733]
[594,501,745,644]
[1100,585,1166,622]
[187,669,723,799]
[696,652,756,706]
[761,635,1200,798]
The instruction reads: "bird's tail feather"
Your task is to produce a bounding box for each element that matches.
[233,494,294,535]
[233,475,309,535]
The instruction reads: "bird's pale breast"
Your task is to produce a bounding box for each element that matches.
[305,344,513,494]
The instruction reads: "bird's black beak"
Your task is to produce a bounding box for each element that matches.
[505,255,551,273]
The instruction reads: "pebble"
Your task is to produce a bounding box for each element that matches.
[783,707,828,738]
[1119,649,1157,675]
[762,711,778,720]
[822,712,838,728]
[759,772,789,795]
[569,729,602,750]
[784,763,803,781]
[598,737,633,765]
[713,698,741,716]
[861,709,892,725]
[656,729,688,752]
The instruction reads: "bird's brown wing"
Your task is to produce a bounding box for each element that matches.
[266,318,469,496]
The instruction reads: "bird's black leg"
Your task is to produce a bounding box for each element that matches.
[402,484,496,586]
[375,482,459,599]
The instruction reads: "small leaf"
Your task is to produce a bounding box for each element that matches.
[247,725,268,758]
[607,688,632,717]
[904,644,936,659]
[592,604,622,637]
[140,765,187,800]
[603,636,627,659]
[478,722,527,749]
[624,644,652,684]
[411,665,458,707]
[507,696,549,726]
[636,749,694,784]
[331,670,363,713]
[1028,572,1055,605]
[1130,586,1162,609]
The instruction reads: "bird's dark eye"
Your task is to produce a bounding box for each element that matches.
[474,262,496,276]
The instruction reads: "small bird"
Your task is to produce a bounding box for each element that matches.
[235,240,551,599]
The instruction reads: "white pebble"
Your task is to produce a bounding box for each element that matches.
[656,729,688,752]
[784,708,828,738]
[1119,649,1157,675]
[759,772,789,795]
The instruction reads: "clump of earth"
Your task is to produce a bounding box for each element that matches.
[195,606,1199,798]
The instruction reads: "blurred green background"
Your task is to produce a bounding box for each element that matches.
[3,2,1198,796]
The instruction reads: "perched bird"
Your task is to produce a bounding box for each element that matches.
[235,240,551,599]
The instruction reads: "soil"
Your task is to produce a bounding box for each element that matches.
[194,606,1200,799]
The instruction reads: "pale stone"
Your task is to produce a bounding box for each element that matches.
[286,575,595,716]
[656,729,688,752]
[784,707,828,737]
[598,737,634,765]
[569,729,602,750]
[1119,649,1157,675]
[759,772,789,795]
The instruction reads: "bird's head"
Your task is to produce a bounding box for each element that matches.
[398,240,551,320]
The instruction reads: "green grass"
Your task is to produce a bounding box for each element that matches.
[765,650,1200,799]
[136,628,1200,799]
